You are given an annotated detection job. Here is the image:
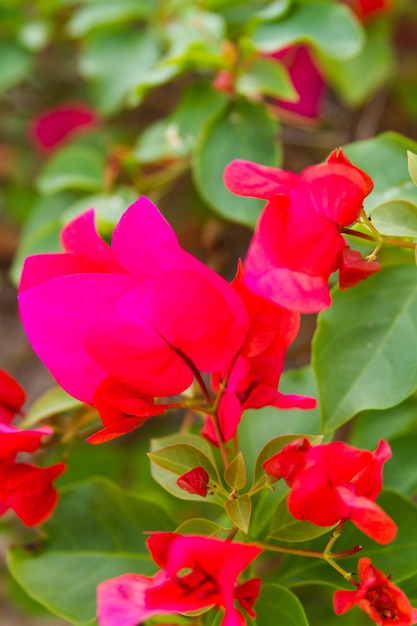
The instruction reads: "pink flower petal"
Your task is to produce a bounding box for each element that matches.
[19,273,138,403]
[85,270,247,397]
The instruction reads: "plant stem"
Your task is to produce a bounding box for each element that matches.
[342,227,417,251]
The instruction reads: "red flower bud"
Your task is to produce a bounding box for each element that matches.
[177,467,210,497]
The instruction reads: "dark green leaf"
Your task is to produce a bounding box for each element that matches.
[381,433,417,497]
[349,394,417,449]
[313,266,417,432]
[7,478,174,624]
[255,583,309,626]
[193,98,280,228]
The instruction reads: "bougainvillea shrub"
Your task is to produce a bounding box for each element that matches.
[2,1,417,625]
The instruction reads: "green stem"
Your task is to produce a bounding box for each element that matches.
[342,227,417,251]
[323,520,345,557]
[254,540,325,559]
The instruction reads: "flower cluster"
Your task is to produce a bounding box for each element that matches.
[263,438,397,544]
[18,196,314,445]
[224,149,380,313]
[0,369,65,526]
[14,149,408,626]
[97,533,262,626]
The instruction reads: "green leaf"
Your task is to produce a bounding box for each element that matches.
[224,494,251,533]
[321,20,394,107]
[381,433,417,497]
[313,265,417,432]
[0,40,32,93]
[193,98,280,228]
[7,478,174,624]
[408,151,417,187]
[344,132,417,210]
[80,28,160,113]
[20,386,83,428]
[67,0,152,37]
[239,366,322,478]
[37,144,105,195]
[255,583,309,626]
[224,452,246,491]
[149,434,223,502]
[148,443,221,483]
[175,518,225,537]
[163,8,225,70]
[250,2,364,60]
[236,56,298,100]
[253,434,322,486]
[134,83,228,163]
[349,394,417,449]
[268,493,335,543]
[369,199,417,237]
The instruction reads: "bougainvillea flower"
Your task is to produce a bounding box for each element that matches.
[334,557,417,625]
[19,196,248,412]
[203,264,316,445]
[176,466,210,497]
[263,438,397,544]
[224,149,377,313]
[269,45,325,120]
[97,533,262,626]
[0,460,65,526]
[0,369,26,424]
[30,102,98,151]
